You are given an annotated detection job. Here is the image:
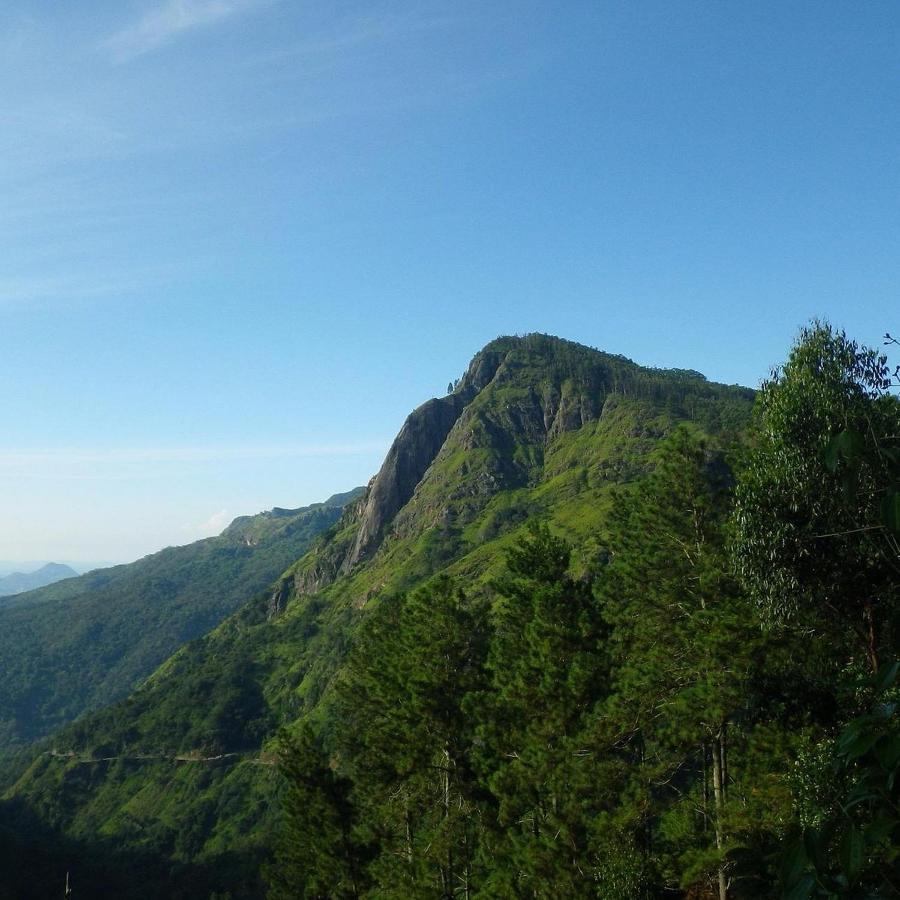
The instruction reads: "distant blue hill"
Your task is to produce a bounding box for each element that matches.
[0,562,78,597]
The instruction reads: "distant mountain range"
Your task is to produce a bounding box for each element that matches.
[0,562,78,597]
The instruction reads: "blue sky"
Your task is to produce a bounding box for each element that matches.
[2,1,898,564]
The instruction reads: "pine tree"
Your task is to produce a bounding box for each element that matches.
[266,723,363,899]
[591,427,766,899]
[477,523,607,897]
[336,578,489,897]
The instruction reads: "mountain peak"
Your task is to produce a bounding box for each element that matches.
[291,335,753,591]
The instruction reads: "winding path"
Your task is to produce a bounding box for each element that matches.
[45,748,274,765]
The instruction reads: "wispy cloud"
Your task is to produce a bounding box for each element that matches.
[255,11,458,64]
[0,442,389,474]
[0,261,184,307]
[0,106,127,148]
[0,273,139,306]
[184,508,230,537]
[0,104,130,176]
[104,0,270,63]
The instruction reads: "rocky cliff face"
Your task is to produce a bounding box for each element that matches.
[346,394,471,568]
[291,334,754,597]
[344,341,518,568]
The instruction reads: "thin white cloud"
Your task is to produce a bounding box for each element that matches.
[0,273,138,305]
[0,442,390,473]
[187,508,230,537]
[0,261,184,307]
[255,11,458,64]
[0,106,127,152]
[104,0,269,63]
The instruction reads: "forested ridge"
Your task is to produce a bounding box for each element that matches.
[0,490,361,753]
[269,325,899,899]
[1,328,897,898]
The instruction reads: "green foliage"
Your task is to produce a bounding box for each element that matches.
[734,322,900,668]
[780,661,899,898]
[334,577,489,897]
[729,323,900,896]
[265,724,362,899]
[285,428,788,899]
[477,522,607,897]
[591,428,773,897]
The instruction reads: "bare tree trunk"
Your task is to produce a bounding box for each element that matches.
[720,722,728,803]
[702,743,709,833]
[443,746,453,897]
[405,808,414,866]
[864,600,879,673]
[462,827,471,900]
[639,735,652,860]
[711,729,728,900]
[444,747,451,815]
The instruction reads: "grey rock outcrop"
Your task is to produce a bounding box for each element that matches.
[345,394,470,568]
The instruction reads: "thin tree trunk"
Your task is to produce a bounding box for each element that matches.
[702,743,709,833]
[443,746,453,897]
[720,723,728,803]
[639,733,652,860]
[444,747,451,815]
[462,826,471,900]
[864,600,879,673]
[711,730,728,900]
[405,808,414,866]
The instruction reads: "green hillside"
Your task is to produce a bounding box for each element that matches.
[0,490,361,752]
[2,335,757,897]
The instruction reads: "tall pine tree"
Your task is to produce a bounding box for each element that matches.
[337,577,489,898]
[478,523,608,897]
[266,723,363,899]
[591,427,767,899]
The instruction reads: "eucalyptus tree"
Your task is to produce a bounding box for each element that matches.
[734,322,900,672]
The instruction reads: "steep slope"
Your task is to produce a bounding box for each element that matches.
[0,563,78,597]
[0,490,362,750]
[5,335,755,898]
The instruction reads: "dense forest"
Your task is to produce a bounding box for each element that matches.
[0,327,896,898]
[267,324,899,898]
